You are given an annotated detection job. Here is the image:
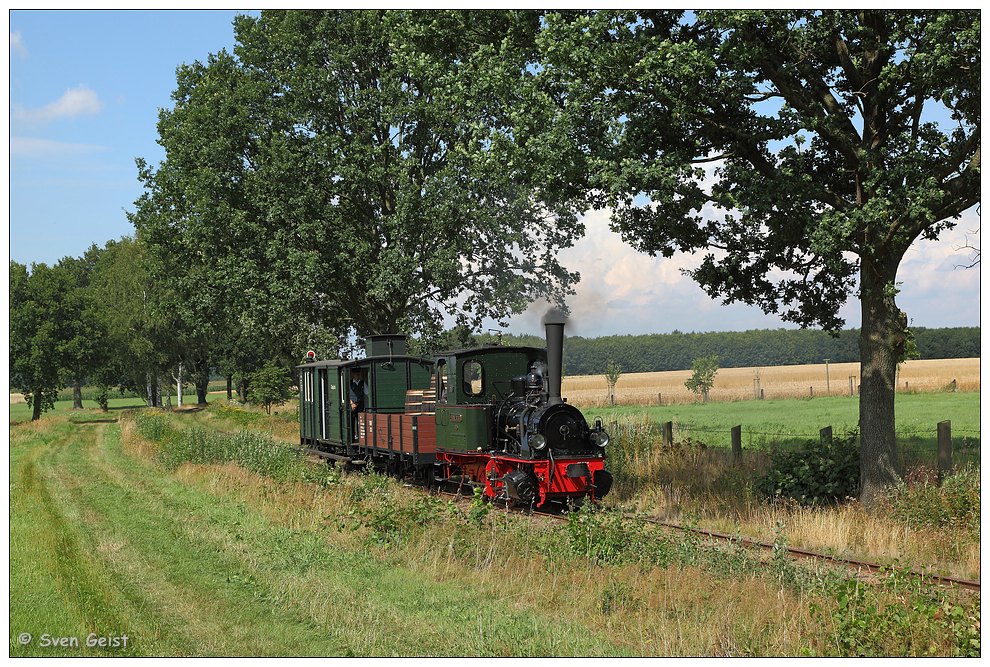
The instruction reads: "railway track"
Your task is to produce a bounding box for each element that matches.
[304,449,980,594]
[434,486,981,594]
[627,513,981,593]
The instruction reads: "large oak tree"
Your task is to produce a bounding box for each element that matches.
[528,10,979,505]
[134,10,581,356]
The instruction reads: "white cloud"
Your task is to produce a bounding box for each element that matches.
[13,85,103,124]
[497,206,981,337]
[894,210,980,327]
[10,136,109,158]
[10,30,27,57]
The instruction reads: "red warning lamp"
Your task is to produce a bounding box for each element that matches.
[305,350,316,361]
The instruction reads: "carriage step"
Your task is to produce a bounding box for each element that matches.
[302,448,351,463]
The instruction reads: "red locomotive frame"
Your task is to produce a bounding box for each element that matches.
[436,451,606,507]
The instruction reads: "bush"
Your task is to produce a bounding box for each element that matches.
[157,426,309,483]
[133,413,313,484]
[562,503,642,566]
[134,412,176,442]
[809,575,980,657]
[757,431,859,505]
[884,465,980,532]
[248,363,294,415]
[209,401,267,426]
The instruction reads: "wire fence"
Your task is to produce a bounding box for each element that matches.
[607,419,980,471]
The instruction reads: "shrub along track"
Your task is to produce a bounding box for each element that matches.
[8,420,631,657]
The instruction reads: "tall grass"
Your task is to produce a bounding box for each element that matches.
[133,412,320,485]
[149,429,979,656]
[113,410,984,656]
[601,418,980,580]
[605,421,765,515]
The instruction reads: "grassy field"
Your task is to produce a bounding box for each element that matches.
[10,418,621,656]
[564,357,980,406]
[582,391,981,456]
[7,394,223,425]
[9,409,980,656]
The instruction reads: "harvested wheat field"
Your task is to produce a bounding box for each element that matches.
[563,357,980,407]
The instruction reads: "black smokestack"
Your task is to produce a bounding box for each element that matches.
[542,308,567,405]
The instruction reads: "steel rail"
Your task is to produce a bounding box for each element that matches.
[624,513,981,593]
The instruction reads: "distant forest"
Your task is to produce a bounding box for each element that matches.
[478,327,980,376]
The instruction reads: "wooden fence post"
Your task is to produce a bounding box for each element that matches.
[731,425,742,463]
[820,426,833,446]
[937,420,952,483]
[661,421,673,448]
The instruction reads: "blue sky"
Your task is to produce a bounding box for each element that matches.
[9,9,251,265]
[7,9,981,338]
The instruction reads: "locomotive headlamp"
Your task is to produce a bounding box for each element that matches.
[591,429,609,448]
[529,433,547,450]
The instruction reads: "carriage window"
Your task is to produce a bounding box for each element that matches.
[462,360,484,396]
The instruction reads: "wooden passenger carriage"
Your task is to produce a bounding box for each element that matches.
[297,335,437,468]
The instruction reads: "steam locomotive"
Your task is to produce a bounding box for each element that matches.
[298,315,612,507]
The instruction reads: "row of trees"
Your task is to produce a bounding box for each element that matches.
[484,326,979,377]
[10,240,211,417]
[12,10,978,506]
[9,238,301,417]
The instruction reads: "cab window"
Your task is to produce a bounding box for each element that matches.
[462,360,483,396]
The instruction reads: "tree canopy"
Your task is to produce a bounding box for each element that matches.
[134,9,582,354]
[528,10,980,504]
[9,261,93,420]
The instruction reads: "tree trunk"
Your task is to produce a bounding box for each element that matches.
[226,374,233,400]
[72,380,83,410]
[146,372,156,408]
[196,376,209,406]
[176,362,183,408]
[238,378,248,403]
[857,255,904,508]
[32,388,43,421]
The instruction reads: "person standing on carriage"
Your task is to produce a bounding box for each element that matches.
[349,369,366,440]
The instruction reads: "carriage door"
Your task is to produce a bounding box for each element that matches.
[318,368,328,439]
[301,369,316,442]
[325,369,342,442]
